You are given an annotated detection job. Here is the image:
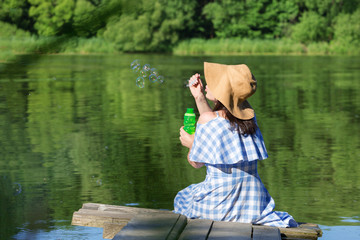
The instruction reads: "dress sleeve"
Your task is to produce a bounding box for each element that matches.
[189,122,216,164]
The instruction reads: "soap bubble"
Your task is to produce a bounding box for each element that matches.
[130,59,140,69]
[136,77,145,88]
[130,60,164,88]
[143,64,151,71]
[149,74,157,83]
[96,179,102,186]
[132,64,141,73]
[150,68,158,77]
[13,182,22,196]
[157,75,165,83]
[140,64,151,77]
[131,60,141,73]
[140,68,149,78]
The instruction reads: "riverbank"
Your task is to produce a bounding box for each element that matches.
[1,36,359,63]
[0,36,117,62]
[173,38,360,56]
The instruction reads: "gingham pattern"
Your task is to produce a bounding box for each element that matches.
[174,115,297,227]
[188,115,268,165]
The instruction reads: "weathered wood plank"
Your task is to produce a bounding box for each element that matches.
[82,203,169,214]
[167,214,188,240]
[112,212,181,240]
[178,219,213,240]
[72,203,170,228]
[298,222,322,237]
[103,222,125,239]
[207,221,252,240]
[279,226,320,240]
[72,210,130,228]
[253,225,281,240]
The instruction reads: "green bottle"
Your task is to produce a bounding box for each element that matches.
[184,108,196,134]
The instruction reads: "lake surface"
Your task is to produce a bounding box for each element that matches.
[0,54,359,239]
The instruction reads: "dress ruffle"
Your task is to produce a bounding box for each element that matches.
[189,116,268,165]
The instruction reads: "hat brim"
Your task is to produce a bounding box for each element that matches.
[233,100,254,120]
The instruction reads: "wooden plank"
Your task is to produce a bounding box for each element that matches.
[112,212,181,240]
[72,210,130,228]
[103,223,125,239]
[298,222,322,237]
[82,203,169,214]
[72,203,170,228]
[178,219,213,240]
[207,221,252,240]
[167,214,188,240]
[279,226,320,240]
[253,225,281,240]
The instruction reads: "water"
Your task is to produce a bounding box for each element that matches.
[0,54,359,239]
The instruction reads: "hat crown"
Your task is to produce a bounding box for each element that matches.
[228,64,257,100]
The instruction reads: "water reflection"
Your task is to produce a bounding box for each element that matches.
[12,221,103,240]
[12,182,22,196]
[0,54,359,239]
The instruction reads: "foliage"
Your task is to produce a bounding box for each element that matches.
[202,0,299,39]
[102,0,199,52]
[0,21,30,38]
[333,8,360,45]
[0,0,360,54]
[173,38,304,55]
[291,11,330,43]
[60,37,117,53]
[72,0,123,37]
[103,14,153,51]
[72,0,98,37]
[298,0,359,17]
[0,0,33,31]
[28,0,76,36]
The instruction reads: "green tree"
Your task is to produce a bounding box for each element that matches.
[333,8,360,45]
[72,0,123,37]
[27,0,121,36]
[102,0,200,52]
[0,21,30,37]
[28,0,76,36]
[0,0,33,31]
[72,0,97,37]
[202,0,299,39]
[298,0,359,18]
[291,11,330,43]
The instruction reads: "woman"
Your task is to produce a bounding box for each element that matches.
[174,62,297,227]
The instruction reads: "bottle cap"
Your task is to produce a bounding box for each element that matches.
[186,108,194,113]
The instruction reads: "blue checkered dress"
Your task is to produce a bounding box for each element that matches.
[174,113,297,227]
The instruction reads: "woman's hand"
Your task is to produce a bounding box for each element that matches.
[180,126,204,168]
[179,126,195,149]
[188,73,212,114]
[188,73,204,100]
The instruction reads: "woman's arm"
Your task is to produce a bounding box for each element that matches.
[179,112,216,168]
[188,73,212,114]
[194,94,212,115]
[187,151,204,168]
[179,126,204,168]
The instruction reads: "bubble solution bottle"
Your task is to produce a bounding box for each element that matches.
[184,108,196,134]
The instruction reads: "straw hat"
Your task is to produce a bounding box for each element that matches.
[204,62,257,120]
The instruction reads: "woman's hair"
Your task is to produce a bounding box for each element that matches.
[213,101,257,135]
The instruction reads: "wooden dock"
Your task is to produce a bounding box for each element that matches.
[72,203,322,240]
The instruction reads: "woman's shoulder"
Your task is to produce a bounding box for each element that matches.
[198,111,218,125]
